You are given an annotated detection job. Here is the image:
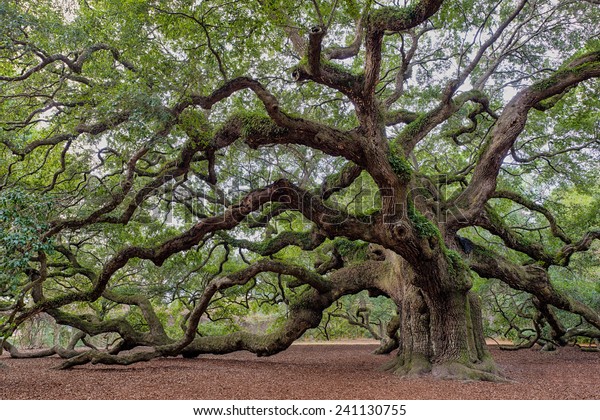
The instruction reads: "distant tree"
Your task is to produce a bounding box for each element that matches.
[1,0,599,379]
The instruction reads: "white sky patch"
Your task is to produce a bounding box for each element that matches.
[502,85,518,102]
[53,0,79,23]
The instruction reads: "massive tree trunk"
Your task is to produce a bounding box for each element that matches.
[379,249,501,381]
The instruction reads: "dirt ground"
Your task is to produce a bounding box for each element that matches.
[0,343,598,399]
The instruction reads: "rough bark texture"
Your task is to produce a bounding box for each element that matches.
[376,250,501,380]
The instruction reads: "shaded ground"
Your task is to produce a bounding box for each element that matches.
[1,344,598,399]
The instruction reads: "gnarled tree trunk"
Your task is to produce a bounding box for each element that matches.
[378,249,501,381]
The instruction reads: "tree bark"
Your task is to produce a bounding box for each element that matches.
[380,250,503,381]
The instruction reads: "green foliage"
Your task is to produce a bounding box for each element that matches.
[342,0,362,21]
[308,292,396,341]
[178,108,211,145]
[0,189,54,294]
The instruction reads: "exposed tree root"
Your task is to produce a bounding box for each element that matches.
[431,362,508,382]
[373,337,399,355]
[55,349,160,369]
[373,314,400,354]
[381,353,432,377]
[383,354,509,382]
[2,339,82,359]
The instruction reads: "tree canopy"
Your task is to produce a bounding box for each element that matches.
[1,0,599,379]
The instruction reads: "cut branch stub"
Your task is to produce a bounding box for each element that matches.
[308,25,326,76]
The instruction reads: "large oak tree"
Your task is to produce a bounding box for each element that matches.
[1,0,599,380]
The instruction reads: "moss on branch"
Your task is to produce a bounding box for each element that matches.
[332,238,369,261]
[218,231,323,256]
[236,111,287,139]
[388,153,413,181]
[178,108,212,146]
[407,204,440,239]
[531,50,600,92]
[367,5,420,28]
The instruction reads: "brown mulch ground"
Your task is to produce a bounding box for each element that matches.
[1,344,598,399]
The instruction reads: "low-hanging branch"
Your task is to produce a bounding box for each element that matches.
[4,177,375,337]
[57,258,393,369]
[467,243,600,333]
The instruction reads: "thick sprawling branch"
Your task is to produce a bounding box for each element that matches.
[510,137,600,163]
[451,50,600,227]
[308,26,326,76]
[4,180,285,331]
[38,77,366,240]
[475,207,555,264]
[397,90,494,154]
[384,109,419,126]
[475,206,600,268]
[185,77,367,165]
[468,244,600,332]
[554,230,600,266]
[6,178,376,335]
[46,307,162,347]
[363,0,445,102]
[4,111,132,156]
[292,60,365,103]
[321,163,363,199]
[325,17,364,60]
[366,1,445,33]
[0,43,135,82]
[217,230,326,256]
[532,298,568,344]
[160,259,332,356]
[102,290,169,342]
[2,339,82,359]
[46,142,181,235]
[59,259,394,368]
[292,1,444,110]
[383,28,427,109]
